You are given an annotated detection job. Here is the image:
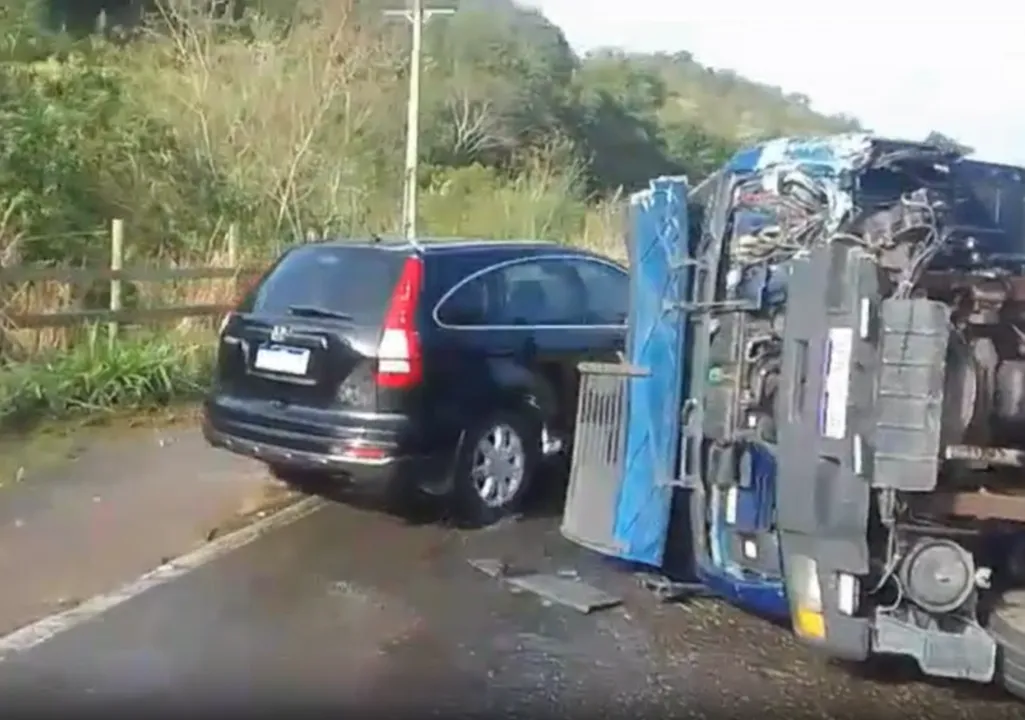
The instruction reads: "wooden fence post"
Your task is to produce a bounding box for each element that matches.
[227,222,238,267]
[227,222,239,301]
[108,218,124,346]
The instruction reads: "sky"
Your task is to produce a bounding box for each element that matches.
[525,0,1025,165]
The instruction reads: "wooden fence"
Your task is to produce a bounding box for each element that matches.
[0,219,265,338]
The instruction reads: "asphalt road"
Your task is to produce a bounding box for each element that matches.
[0,495,1022,718]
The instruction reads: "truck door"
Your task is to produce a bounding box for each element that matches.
[561,177,691,567]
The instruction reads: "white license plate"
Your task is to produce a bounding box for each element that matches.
[254,344,311,375]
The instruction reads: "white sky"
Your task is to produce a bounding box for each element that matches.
[526,0,1025,165]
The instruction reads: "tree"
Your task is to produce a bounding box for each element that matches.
[29,0,862,199]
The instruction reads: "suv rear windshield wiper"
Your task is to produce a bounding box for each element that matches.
[286,305,354,321]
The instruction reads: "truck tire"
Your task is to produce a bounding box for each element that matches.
[986,589,1025,700]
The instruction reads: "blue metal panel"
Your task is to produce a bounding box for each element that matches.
[723,133,874,176]
[697,442,789,619]
[612,176,690,567]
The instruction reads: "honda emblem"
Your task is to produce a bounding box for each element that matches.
[269,325,288,342]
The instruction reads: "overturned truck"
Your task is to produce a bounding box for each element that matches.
[562,134,1025,696]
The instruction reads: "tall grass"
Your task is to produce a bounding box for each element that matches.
[0,325,212,430]
[0,0,626,429]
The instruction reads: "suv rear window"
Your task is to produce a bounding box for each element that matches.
[243,245,406,325]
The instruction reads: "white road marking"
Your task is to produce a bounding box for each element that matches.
[0,496,324,660]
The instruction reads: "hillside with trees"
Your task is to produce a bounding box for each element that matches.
[2,0,858,259]
[0,0,862,425]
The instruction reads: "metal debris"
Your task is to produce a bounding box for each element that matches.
[467,558,508,579]
[505,573,622,614]
[479,513,523,532]
[635,571,710,602]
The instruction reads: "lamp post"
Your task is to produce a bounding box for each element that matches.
[384,0,455,241]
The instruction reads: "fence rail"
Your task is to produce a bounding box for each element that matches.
[0,219,265,333]
[0,265,264,284]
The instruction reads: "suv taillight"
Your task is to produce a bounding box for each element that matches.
[375,256,423,389]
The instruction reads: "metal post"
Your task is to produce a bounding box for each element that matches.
[402,0,423,241]
[108,218,124,347]
[384,0,454,241]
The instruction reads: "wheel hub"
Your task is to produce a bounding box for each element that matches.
[471,423,525,509]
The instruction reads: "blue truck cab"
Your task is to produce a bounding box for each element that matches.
[562,133,1025,699]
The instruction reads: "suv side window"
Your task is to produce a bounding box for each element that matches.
[435,275,491,326]
[570,259,629,325]
[437,256,619,328]
[495,259,587,326]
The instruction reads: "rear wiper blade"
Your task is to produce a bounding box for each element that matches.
[287,305,354,320]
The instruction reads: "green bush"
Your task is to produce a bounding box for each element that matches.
[0,326,212,428]
[0,50,244,264]
[0,1,856,426]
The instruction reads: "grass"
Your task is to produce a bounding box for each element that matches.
[0,324,213,432]
[0,192,626,432]
[0,189,624,432]
[0,1,632,434]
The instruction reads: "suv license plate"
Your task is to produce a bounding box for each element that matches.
[254,345,311,375]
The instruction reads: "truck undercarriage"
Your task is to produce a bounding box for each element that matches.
[562,134,1025,699]
[692,136,1025,688]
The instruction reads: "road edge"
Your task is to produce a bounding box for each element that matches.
[0,495,324,661]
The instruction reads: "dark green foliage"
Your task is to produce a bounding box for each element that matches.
[0,0,871,423]
[27,0,857,196]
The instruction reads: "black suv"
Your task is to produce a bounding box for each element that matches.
[202,238,628,525]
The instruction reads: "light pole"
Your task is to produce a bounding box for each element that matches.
[384,0,454,241]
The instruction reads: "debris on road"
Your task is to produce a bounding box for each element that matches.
[635,571,711,603]
[468,558,622,613]
[467,558,508,579]
[478,513,523,532]
[505,573,622,614]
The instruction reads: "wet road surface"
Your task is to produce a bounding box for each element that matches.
[0,498,1022,718]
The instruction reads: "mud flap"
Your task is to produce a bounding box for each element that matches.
[561,177,691,566]
[775,242,875,660]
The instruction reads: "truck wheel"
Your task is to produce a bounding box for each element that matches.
[986,589,1025,699]
[452,409,540,528]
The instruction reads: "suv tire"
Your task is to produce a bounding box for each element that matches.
[452,408,541,528]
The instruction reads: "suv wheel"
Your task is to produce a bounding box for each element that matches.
[453,409,540,528]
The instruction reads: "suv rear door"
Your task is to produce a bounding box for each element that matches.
[216,243,412,413]
[432,253,627,436]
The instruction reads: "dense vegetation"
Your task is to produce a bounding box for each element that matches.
[0,0,858,427]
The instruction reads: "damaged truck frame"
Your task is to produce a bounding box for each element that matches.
[562,133,1025,697]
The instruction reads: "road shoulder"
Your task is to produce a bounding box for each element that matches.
[0,423,297,635]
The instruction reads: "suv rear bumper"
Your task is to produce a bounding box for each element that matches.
[202,401,433,485]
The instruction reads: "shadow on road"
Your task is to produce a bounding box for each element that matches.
[276,464,570,530]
